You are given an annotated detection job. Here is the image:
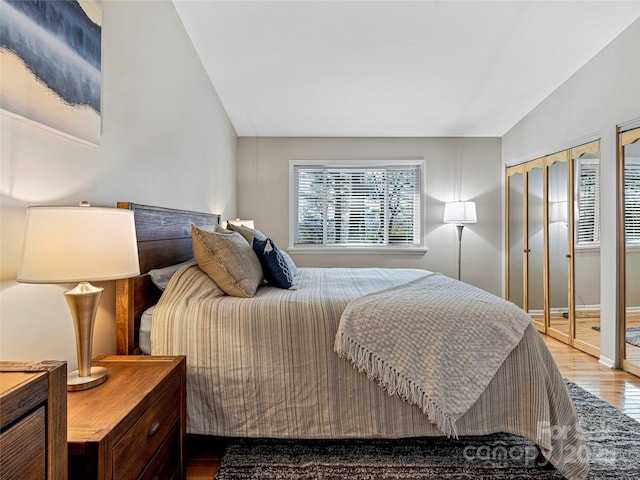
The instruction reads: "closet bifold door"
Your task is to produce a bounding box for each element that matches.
[545,151,571,344]
[508,141,602,357]
[506,161,546,333]
[525,159,546,332]
[506,165,526,315]
[571,141,601,357]
[619,127,640,376]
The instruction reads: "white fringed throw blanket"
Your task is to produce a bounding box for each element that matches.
[335,273,532,438]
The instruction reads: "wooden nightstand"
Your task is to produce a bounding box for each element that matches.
[67,356,186,480]
[0,361,67,480]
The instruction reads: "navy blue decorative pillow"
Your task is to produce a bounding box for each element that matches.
[252,238,293,289]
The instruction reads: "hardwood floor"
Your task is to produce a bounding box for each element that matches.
[185,333,640,480]
[541,334,640,421]
[544,310,640,361]
[186,435,225,480]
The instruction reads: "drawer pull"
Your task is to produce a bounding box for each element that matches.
[147,421,161,438]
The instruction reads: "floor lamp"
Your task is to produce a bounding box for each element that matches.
[443,201,477,280]
[18,204,140,390]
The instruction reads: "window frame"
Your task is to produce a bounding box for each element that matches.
[288,159,427,254]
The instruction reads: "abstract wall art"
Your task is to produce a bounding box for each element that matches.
[0,0,102,144]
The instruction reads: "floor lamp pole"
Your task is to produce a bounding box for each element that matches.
[456,224,464,281]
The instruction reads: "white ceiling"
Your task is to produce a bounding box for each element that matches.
[173,1,640,137]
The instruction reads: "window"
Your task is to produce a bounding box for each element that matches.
[291,160,424,250]
[575,160,600,245]
[625,161,640,245]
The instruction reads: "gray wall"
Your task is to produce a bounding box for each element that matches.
[502,18,640,365]
[0,1,237,369]
[237,137,503,296]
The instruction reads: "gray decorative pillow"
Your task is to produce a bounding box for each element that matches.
[227,223,267,244]
[191,225,263,297]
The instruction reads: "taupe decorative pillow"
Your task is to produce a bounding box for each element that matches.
[226,223,267,244]
[191,224,263,297]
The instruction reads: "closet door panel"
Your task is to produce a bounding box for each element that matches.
[572,142,601,356]
[526,161,545,329]
[620,128,640,376]
[547,154,570,341]
[507,168,525,309]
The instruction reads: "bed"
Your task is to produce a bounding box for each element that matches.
[115,202,589,480]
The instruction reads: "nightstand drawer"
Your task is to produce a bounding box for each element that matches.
[137,424,180,480]
[0,406,46,479]
[113,377,180,480]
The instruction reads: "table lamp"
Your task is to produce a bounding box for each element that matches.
[443,201,477,280]
[18,203,140,390]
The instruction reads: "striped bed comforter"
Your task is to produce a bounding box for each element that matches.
[152,264,588,480]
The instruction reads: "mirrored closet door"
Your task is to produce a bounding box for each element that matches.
[572,142,601,356]
[619,127,640,376]
[506,165,525,311]
[546,151,570,343]
[506,140,601,357]
[506,160,546,333]
[526,160,546,329]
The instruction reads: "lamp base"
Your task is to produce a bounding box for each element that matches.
[67,366,107,391]
[65,282,105,392]
[456,224,465,281]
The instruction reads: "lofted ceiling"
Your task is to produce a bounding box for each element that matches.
[172,0,640,137]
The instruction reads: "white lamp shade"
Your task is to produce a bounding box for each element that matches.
[18,206,140,283]
[443,201,477,224]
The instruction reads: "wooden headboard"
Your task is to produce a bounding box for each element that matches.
[115,202,220,354]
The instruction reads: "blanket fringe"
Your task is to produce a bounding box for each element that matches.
[335,333,459,438]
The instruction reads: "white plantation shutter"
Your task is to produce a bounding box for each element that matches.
[576,162,600,245]
[625,162,640,245]
[293,163,421,247]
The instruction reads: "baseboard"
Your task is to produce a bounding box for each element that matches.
[598,355,616,369]
[575,304,601,312]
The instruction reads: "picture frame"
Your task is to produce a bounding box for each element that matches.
[0,0,102,145]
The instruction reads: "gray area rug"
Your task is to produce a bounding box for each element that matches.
[215,381,640,479]
[592,326,640,347]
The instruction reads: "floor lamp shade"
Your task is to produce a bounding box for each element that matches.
[18,205,140,390]
[443,201,477,225]
[443,201,477,281]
